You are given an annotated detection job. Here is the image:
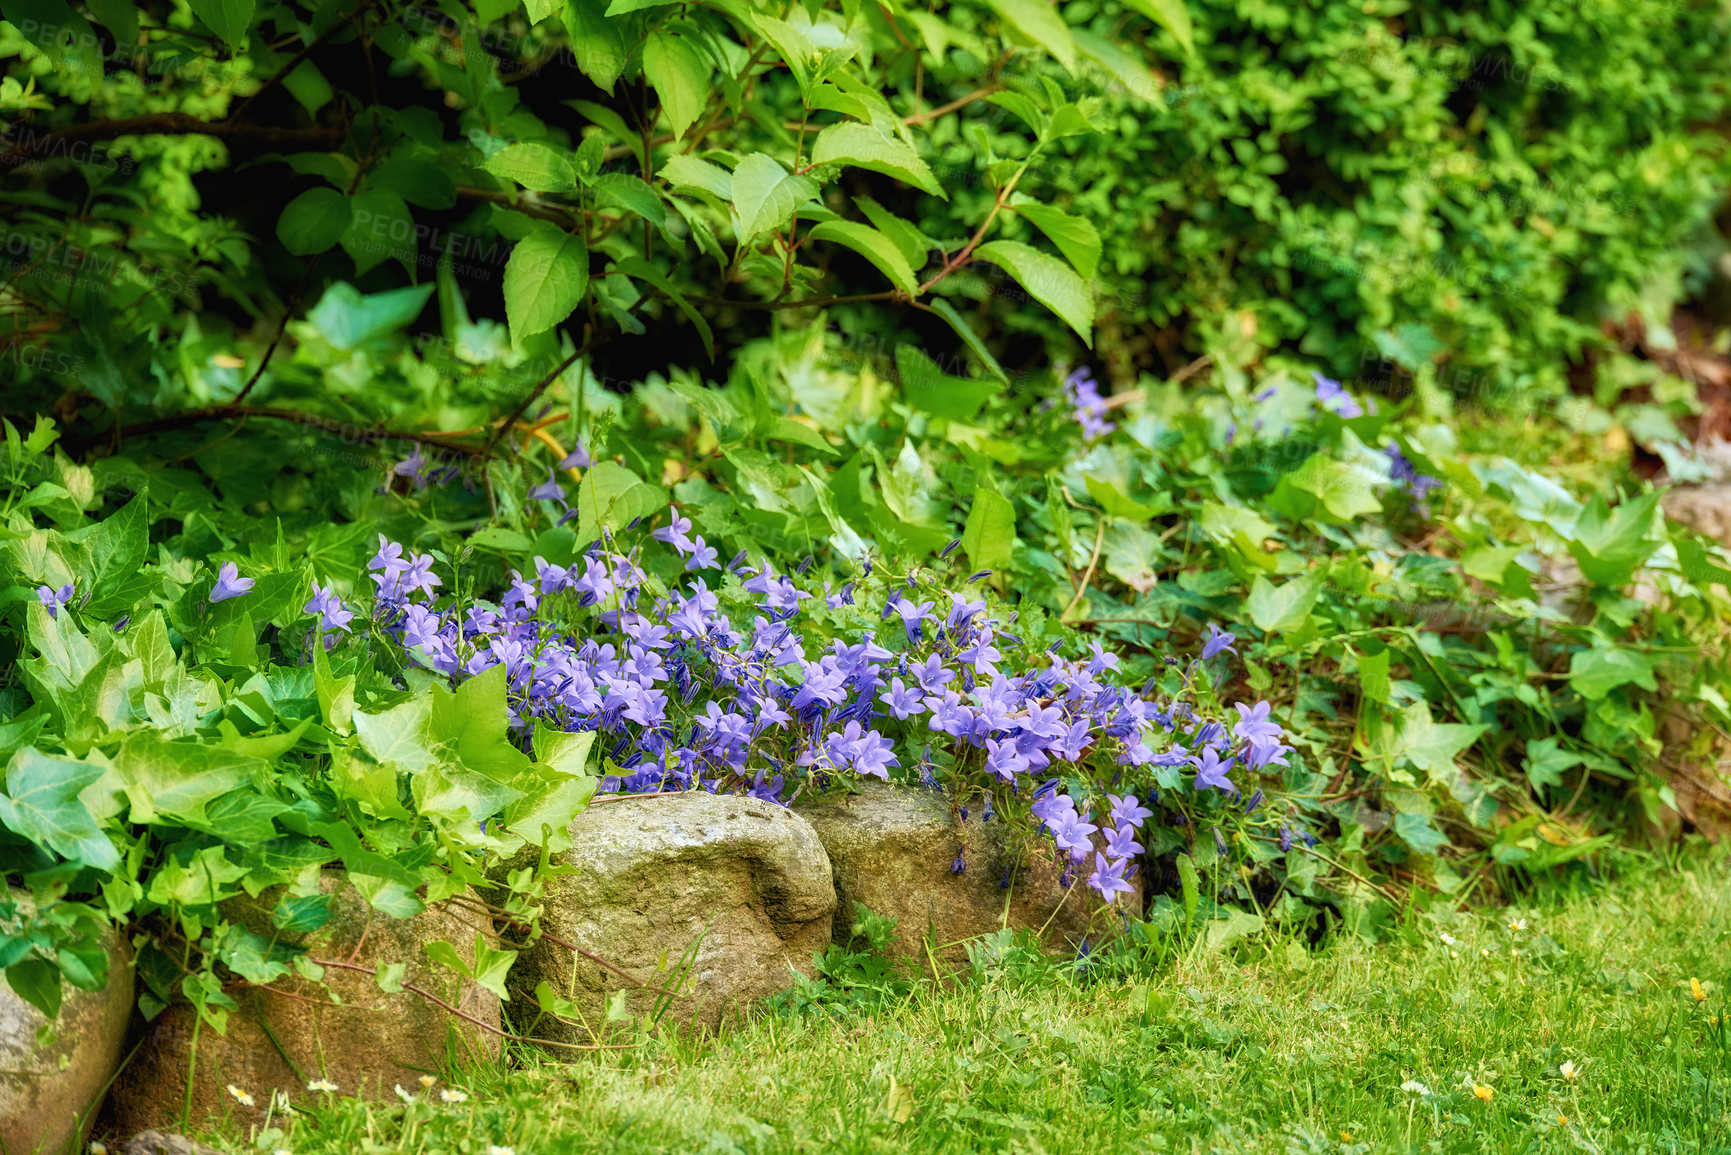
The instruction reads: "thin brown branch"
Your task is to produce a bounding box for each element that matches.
[1061,518,1107,621]
[479,334,592,458]
[1,113,344,167]
[233,255,320,404]
[902,83,1004,127]
[112,405,486,455]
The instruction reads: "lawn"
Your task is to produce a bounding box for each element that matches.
[199,853,1730,1155]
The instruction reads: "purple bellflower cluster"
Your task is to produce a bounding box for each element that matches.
[1064,368,1116,440]
[240,499,1301,905]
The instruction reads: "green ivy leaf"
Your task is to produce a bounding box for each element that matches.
[0,748,118,870]
[1567,492,1665,588]
[1568,644,1658,701]
[1392,812,1449,856]
[503,223,589,340]
[971,241,1093,344]
[1244,573,1322,634]
[1523,737,1582,793]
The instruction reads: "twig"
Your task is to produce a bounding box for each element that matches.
[111,405,485,455]
[902,83,1004,126]
[1061,519,1107,621]
[233,255,320,404]
[308,958,636,1051]
[479,336,591,459]
[0,113,343,166]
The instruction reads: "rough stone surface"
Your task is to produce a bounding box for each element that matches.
[508,792,835,1036]
[103,873,501,1136]
[1660,712,1731,842]
[1662,483,1731,549]
[0,901,133,1155]
[796,782,1140,969]
[117,1133,223,1155]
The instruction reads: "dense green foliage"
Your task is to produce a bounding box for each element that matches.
[2,0,1731,1082]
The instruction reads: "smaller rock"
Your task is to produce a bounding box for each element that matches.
[505,791,835,1037]
[103,873,502,1136]
[0,895,133,1155]
[797,782,1140,969]
[117,1132,224,1155]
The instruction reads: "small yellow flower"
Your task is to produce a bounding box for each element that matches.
[1560,1060,1580,1081]
[1339,1131,1352,1142]
[419,1074,438,1089]
[1473,1084,1494,1101]
[1507,918,1528,932]
[439,1088,469,1104]
[226,1083,256,1108]
[1690,977,1707,1003]
[1557,1114,1568,1126]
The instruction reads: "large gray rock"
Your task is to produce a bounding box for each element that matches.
[508,791,834,1037]
[0,903,133,1155]
[104,873,501,1136]
[797,783,1140,969]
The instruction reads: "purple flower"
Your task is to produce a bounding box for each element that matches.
[558,442,591,470]
[1087,853,1135,903]
[528,470,566,503]
[1193,747,1236,794]
[879,678,925,720]
[685,536,719,571]
[1104,824,1143,859]
[35,583,73,618]
[1313,372,1364,419]
[392,447,430,490]
[1200,624,1236,661]
[1065,367,1116,440]
[304,583,355,635]
[654,513,695,554]
[1232,701,1283,747]
[890,596,936,643]
[1385,443,1442,501]
[209,562,255,604]
[1107,792,1153,830]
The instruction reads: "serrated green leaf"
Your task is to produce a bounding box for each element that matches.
[730,153,818,243]
[808,220,918,296]
[503,223,589,340]
[810,122,944,198]
[986,0,1076,71]
[277,188,351,256]
[482,142,578,192]
[642,32,708,140]
[1009,196,1101,280]
[971,240,1094,344]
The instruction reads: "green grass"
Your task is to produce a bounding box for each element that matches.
[198,856,1730,1155]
